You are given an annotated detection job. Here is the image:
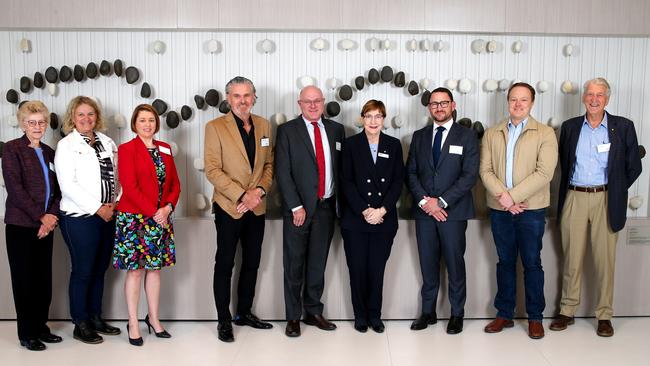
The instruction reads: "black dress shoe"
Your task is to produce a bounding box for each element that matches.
[89,315,121,335]
[20,339,46,351]
[234,313,273,329]
[354,319,368,333]
[303,314,337,331]
[145,314,172,338]
[126,323,143,346]
[410,313,437,330]
[285,320,301,337]
[446,316,463,334]
[39,331,63,343]
[73,321,103,344]
[370,320,385,333]
[218,321,234,342]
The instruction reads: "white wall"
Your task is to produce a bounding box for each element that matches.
[1,0,649,35]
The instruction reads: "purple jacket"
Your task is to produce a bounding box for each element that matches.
[2,134,61,228]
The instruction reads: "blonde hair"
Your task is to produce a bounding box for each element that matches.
[17,100,50,125]
[62,96,107,134]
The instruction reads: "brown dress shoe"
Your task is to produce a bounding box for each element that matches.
[285,320,301,337]
[303,314,337,331]
[484,317,514,333]
[549,314,574,331]
[528,320,545,339]
[597,320,614,337]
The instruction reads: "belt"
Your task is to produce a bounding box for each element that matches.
[568,184,607,193]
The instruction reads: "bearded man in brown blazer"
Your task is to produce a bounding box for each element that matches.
[204,76,274,343]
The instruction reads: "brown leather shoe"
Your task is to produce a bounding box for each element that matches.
[285,320,301,337]
[550,314,574,331]
[597,320,614,337]
[484,317,514,333]
[528,320,545,339]
[303,314,337,331]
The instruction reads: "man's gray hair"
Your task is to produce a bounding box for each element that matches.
[225,76,256,95]
[583,77,611,97]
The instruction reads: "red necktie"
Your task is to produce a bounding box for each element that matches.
[311,121,325,199]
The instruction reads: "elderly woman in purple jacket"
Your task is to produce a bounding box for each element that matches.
[2,101,61,351]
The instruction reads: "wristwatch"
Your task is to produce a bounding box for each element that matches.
[437,197,447,208]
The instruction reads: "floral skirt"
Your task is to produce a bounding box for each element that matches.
[112,211,175,270]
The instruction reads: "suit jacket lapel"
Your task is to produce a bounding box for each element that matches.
[224,112,251,165]
[436,123,459,168]
[252,116,265,173]
[359,132,380,184]
[296,117,317,164]
[422,125,435,170]
[605,112,618,175]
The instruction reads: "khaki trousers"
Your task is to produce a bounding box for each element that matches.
[559,190,618,320]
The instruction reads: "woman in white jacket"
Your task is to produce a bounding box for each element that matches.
[55,96,121,344]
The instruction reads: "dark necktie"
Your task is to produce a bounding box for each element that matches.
[432,126,445,166]
[311,121,326,199]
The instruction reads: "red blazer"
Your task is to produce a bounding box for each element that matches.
[116,136,181,217]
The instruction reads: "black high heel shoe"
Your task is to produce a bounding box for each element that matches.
[126,323,143,346]
[144,315,171,338]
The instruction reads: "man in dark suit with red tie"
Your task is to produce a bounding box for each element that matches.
[407,87,479,335]
[275,85,345,337]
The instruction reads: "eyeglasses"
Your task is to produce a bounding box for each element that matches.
[363,114,385,121]
[25,120,47,127]
[299,98,325,106]
[428,101,451,108]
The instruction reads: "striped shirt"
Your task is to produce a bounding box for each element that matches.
[82,132,115,203]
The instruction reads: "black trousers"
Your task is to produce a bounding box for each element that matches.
[5,224,54,341]
[342,229,395,325]
[283,198,336,320]
[212,203,265,322]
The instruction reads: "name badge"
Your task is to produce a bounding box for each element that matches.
[159,146,172,155]
[378,152,389,159]
[99,151,112,159]
[49,162,55,172]
[597,143,611,153]
[336,141,341,151]
[261,137,270,147]
[449,145,463,155]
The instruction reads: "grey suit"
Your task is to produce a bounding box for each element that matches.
[275,115,345,320]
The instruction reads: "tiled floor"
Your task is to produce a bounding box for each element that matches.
[0,318,647,366]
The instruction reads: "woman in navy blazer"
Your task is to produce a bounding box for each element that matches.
[112,104,180,346]
[341,100,404,333]
[2,101,62,351]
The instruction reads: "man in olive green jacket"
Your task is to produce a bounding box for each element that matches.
[479,82,558,339]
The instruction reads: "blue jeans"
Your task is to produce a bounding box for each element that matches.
[59,214,115,323]
[489,209,546,321]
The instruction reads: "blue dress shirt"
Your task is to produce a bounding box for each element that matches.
[570,114,609,186]
[506,118,528,189]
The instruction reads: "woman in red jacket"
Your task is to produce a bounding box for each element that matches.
[112,104,180,346]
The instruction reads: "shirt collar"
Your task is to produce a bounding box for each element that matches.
[508,117,528,130]
[582,113,608,129]
[302,115,323,127]
[434,118,454,131]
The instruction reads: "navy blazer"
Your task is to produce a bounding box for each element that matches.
[2,134,61,227]
[406,122,479,221]
[340,131,405,232]
[557,112,642,232]
[275,115,345,218]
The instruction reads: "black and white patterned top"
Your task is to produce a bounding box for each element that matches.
[82,132,115,203]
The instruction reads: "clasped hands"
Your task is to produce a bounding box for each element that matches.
[236,188,264,214]
[37,213,58,239]
[420,196,448,222]
[496,191,527,214]
[362,207,386,225]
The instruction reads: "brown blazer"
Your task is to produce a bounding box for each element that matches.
[204,112,273,219]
